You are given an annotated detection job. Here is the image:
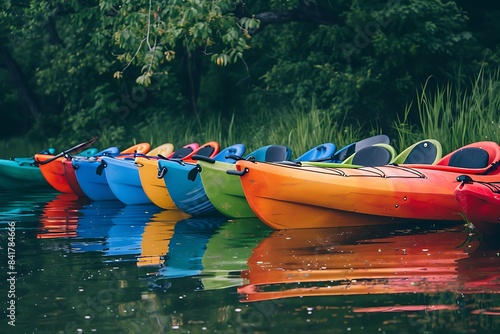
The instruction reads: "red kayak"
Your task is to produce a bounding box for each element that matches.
[454,176,500,235]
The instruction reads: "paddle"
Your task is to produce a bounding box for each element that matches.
[35,137,98,166]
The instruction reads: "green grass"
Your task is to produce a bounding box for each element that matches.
[131,104,363,158]
[393,68,500,154]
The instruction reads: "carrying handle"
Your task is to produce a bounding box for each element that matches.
[226,168,249,176]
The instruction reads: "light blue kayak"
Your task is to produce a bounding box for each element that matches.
[101,156,151,205]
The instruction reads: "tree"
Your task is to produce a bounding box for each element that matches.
[1,0,500,144]
[113,0,499,128]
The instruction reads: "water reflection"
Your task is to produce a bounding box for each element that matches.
[200,218,272,290]
[0,188,57,221]
[103,204,162,259]
[3,188,500,333]
[137,210,191,267]
[158,217,227,278]
[69,200,125,252]
[38,193,90,239]
[238,222,500,306]
[148,218,271,292]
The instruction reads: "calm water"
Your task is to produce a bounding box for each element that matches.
[1,188,500,334]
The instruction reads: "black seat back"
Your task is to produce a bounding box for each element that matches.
[448,147,489,168]
[352,146,392,166]
[404,141,438,164]
[265,145,290,162]
[196,145,216,157]
[170,147,194,159]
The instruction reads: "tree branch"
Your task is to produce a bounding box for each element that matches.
[248,0,342,35]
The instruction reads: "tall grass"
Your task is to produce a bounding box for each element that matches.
[394,68,500,154]
[133,104,362,158]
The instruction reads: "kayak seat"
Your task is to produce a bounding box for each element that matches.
[294,143,336,162]
[265,145,293,162]
[213,144,246,163]
[344,144,397,166]
[169,147,194,159]
[195,145,216,157]
[329,134,391,163]
[448,147,489,168]
[394,139,442,165]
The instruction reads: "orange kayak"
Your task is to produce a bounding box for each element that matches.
[235,141,500,229]
[35,148,99,193]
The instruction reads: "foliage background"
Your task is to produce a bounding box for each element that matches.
[1,0,500,154]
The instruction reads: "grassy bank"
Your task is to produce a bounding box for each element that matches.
[393,68,500,154]
[2,69,499,159]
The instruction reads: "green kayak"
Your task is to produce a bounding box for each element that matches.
[197,144,293,219]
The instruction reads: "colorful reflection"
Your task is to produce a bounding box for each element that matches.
[137,210,191,267]
[37,193,91,239]
[200,218,272,290]
[158,217,227,278]
[237,222,500,303]
[69,200,125,252]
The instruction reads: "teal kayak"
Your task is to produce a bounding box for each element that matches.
[0,149,56,189]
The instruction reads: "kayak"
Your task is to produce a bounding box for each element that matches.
[62,146,121,197]
[73,143,152,201]
[136,143,200,209]
[198,138,393,219]
[158,141,225,215]
[34,148,100,193]
[304,139,442,168]
[454,176,500,235]
[0,148,56,189]
[234,141,500,229]
[33,138,99,193]
[195,144,293,218]
[101,143,175,205]
[322,134,390,162]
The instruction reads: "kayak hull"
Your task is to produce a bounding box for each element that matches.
[235,160,498,229]
[198,160,256,218]
[136,157,178,209]
[102,157,152,205]
[160,160,218,216]
[0,159,51,188]
[35,148,99,193]
[73,158,118,201]
[454,181,500,235]
[35,156,74,193]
